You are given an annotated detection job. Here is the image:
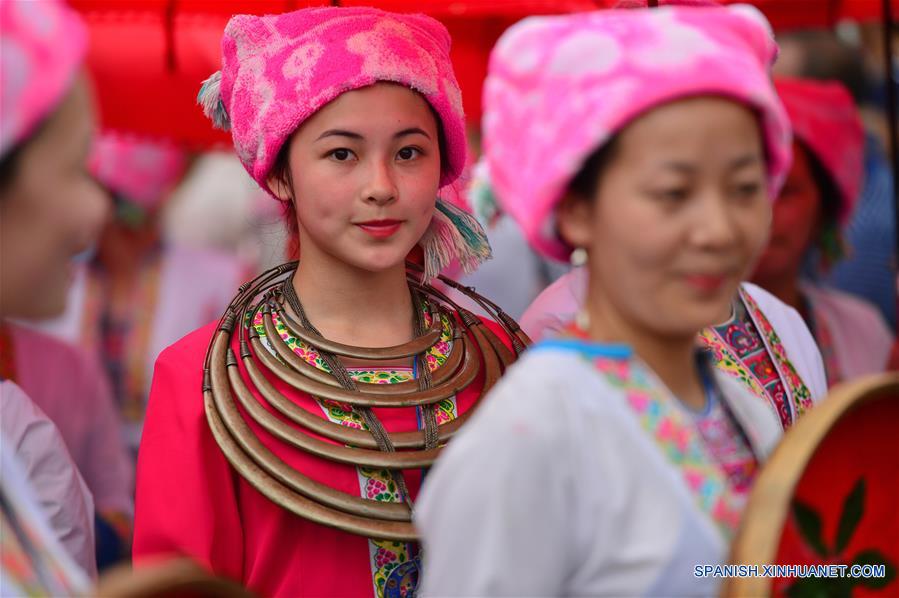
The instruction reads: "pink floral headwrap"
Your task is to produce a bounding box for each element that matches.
[0,0,87,158]
[774,78,864,225]
[89,132,188,210]
[198,6,466,196]
[198,6,488,281]
[482,5,793,261]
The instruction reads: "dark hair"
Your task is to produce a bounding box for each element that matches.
[566,136,621,200]
[269,142,301,259]
[795,141,844,267]
[0,112,52,194]
[0,143,25,192]
[797,141,841,235]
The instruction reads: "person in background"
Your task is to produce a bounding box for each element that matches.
[419,4,791,594]
[0,0,109,592]
[36,132,246,452]
[453,143,569,321]
[163,152,288,273]
[751,78,893,385]
[775,29,896,330]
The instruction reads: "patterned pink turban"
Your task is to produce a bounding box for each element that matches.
[774,78,864,225]
[89,132,188,209]
[482,5,793,261]
[198,6,467,197]
[0,0,87,158]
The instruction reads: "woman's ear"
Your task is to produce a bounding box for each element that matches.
[555,192,594,251]
[266,174,293,203]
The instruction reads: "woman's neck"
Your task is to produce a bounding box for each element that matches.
[291,246,414,348]
[584,292,706,411]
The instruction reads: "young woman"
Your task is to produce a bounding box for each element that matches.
[132,7,524,597]
[418,5,793,595]
[751,78,893,385]
[0,0,109,592]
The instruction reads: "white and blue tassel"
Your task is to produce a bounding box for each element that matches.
[197,71,231,131]
[419,198,493,283]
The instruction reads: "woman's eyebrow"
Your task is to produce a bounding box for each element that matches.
[728,154,762,170]
[315,129,364,141]
[656,154,761,173]
[394,127,431,140]
[314,128,431,141]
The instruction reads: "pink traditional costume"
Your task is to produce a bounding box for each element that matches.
[773,78,894,385]
[133,8,519,598]
[417,5,801,595]
[1,0,96,593]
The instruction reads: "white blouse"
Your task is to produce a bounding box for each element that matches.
[416,346,782,597]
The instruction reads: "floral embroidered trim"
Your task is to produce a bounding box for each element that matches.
[700,300,792,429]
[251,304,453,376]
[591,355,745,538]
[740,291,814,419]
[698,291,814,428]
[693,401,758,495]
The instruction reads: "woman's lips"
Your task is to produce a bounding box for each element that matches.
[683,273,729,293]
[355,219,403,239]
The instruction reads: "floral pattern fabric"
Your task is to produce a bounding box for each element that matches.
[699,289,814,429]
[692,399,757,496]
[590,355,747,538]
[704,301,791,428]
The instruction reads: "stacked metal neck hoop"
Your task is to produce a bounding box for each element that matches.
[202,261,530,541]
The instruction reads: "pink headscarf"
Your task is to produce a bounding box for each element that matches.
[89,132,188,210]
[198,6,466,196]
[482,5,793,261]
[774,78,864,225]
[0,0,87,158]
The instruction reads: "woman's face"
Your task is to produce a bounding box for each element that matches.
[557,97,771,339]
[0,76,109,319]
[271,83,441,275]
[751,141,821,281]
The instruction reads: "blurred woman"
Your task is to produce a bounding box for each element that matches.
[514,0,828,431]
[751,78,893,385]
[37,132,246,452]
[0,0,109,592]
[419,5,793,594]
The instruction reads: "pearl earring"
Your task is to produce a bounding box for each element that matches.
[570,248,587,268]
